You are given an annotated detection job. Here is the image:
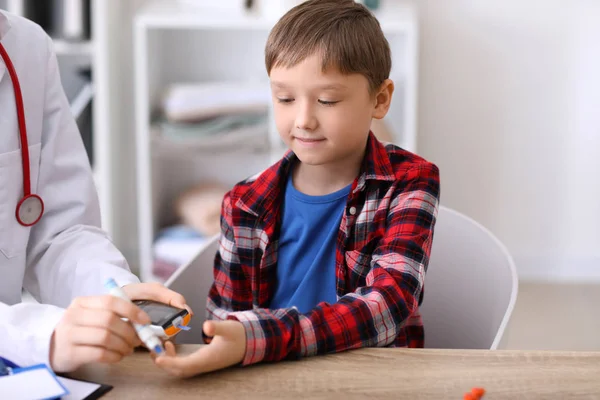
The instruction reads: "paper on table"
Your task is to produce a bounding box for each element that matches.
[58,376,103,400]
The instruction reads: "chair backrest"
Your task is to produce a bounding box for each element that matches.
[419,206,518,350]
[165,234,220,344]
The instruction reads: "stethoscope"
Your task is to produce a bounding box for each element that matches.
[0,42,44,226]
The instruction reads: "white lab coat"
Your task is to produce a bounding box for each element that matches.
[0,11,139,367]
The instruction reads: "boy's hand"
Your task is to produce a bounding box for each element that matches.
[153,320,246,378]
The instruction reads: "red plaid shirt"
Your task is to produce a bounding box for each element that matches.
[207,132,440,365]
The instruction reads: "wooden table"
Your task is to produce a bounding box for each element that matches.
[68,345,600,399]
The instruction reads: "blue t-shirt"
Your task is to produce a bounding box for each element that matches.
[269,175,352,313]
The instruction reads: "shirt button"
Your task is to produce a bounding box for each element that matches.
[349,206,357,215]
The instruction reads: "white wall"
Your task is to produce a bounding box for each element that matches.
[412,0,600,281]
[105,1,600,281]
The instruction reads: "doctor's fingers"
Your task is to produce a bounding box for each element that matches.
[65,308,140,348]
[71,295,151,325]
[69,326,135,357]
[123,283,190,313]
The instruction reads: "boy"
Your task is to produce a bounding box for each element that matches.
[154,0,440,378]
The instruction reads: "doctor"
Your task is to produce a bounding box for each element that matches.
[0,11,189,372]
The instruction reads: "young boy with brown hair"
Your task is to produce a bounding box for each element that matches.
[155,0,440,377]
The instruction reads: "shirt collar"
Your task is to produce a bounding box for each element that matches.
[237,131,396,217]
[0,11,10,41]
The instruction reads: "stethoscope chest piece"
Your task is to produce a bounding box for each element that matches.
[16,194,44,226]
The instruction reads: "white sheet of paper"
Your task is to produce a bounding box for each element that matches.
[0,366,67,400]
[58,376,102,400]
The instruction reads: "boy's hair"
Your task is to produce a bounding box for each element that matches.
[265,0,392,94]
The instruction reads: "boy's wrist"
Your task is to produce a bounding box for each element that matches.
[227,312,265,366]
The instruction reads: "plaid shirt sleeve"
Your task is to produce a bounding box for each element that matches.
[207,162,440,366]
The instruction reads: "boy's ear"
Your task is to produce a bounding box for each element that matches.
[372,79,394,119]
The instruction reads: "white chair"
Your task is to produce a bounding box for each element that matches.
[165,234,220,344]
[166,207,518,349]
[419,205,518,350]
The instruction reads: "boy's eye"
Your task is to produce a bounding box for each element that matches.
[277,98,294,104]
[318,100,339,106]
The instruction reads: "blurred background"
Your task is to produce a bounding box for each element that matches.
[2,0,599,351]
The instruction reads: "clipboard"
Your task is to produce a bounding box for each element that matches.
[1,356,113,400]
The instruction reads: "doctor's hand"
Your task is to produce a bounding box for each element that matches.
[121,282,192,315]
[152,320,246,378]
[49,283,191,373]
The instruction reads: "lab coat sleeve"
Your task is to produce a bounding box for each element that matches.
[0,302,65,368]
[0,34,139,367]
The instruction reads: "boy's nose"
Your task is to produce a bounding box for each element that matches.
[295,103,318,131]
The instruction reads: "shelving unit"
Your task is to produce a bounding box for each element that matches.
[133,0,419,282]
[52,39,93,56]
